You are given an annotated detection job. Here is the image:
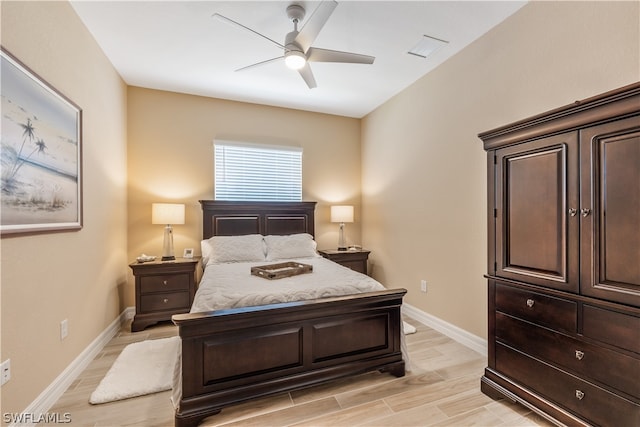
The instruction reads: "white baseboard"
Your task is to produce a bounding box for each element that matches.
[12,307,135,427]
[402,303,487,357]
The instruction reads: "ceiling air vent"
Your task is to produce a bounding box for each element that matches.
[408,35,449,59]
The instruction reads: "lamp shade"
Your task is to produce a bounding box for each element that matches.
[330,205,354,223]
[152,203,185,225]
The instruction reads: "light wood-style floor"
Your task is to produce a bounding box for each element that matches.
[45,317,555,427]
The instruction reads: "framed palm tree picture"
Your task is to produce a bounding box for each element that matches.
[1,47,82,235]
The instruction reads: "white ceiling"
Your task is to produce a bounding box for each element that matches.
[71,1,526,118]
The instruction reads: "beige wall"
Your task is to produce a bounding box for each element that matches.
[1,1,128,417]
[362,0,639,339]
[126,87,362,306]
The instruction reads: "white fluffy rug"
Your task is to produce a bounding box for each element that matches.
[89,336,180,404]
[403,321,417,335]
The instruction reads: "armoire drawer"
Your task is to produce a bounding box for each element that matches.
[495,284,577,333]
[140,291,190,313]
[582,305,640,354]
[140,273,191,294]
[496,343,640,427]
[496,312,640,398]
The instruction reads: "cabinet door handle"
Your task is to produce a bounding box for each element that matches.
[163,298,169,303]
[575,350,585,360]
[568,208,577,217]
[581,208,591,217]
[526,299,535,308]
[575,390,585,400]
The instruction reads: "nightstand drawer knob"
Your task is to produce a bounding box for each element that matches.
[163,298,169,303]
[163,280,168,285]
[575,350,585,360]
[526,299,535,308]
[575,390,585,400]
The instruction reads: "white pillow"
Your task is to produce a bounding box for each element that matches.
[201,234,266,265]
[264,233,318,261]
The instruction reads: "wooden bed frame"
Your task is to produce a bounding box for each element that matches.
[171,201,406,427]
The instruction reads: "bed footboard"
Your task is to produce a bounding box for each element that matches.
[172,288,407,427]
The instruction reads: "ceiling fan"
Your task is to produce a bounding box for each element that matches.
[213,0,375,89]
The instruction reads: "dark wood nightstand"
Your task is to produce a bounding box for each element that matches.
[129,257,199,332]
[318,249,371,275]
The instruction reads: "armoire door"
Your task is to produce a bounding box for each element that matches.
[580,115,640,307]
[495,132,579,292]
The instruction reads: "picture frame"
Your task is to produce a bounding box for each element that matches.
[183,248,194,259]
[1,47,82,235]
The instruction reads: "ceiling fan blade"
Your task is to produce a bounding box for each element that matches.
[307,47,375,64]
[295,0,338,52]
[236,56,283,72]
[212,13,284,49]
[297,63,317,89]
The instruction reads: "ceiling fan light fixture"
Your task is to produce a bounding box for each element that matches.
[285,50,306,70]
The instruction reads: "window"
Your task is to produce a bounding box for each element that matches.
[214,141,302,201]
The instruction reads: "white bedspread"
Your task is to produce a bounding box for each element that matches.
[191,255,386,312]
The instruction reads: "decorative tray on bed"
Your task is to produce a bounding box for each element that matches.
[251,262,313,280]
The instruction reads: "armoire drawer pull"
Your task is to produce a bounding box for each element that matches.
[163,298,169,303]
[575,390,585,400]
[526,299,535,308]
[575,350,585,360]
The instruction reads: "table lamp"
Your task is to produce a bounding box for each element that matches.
[152,203,185,261]
[331,205,354,251]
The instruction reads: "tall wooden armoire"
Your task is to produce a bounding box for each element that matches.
[479,83,640,426]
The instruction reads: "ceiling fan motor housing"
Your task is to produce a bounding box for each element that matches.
[285,3,306,56]
[285,31,303,54]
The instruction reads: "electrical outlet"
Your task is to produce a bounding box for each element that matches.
[1,359,10,386]
[60,319,68,340]
[420,279,427,293]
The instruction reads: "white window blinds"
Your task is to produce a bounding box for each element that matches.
[214,141,302,201]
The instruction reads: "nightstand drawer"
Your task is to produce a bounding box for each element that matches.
[318,249,370,275]
[495,284,577,333]
[140,273,190,293]
[140,291,190,313]
[338,260,367,274]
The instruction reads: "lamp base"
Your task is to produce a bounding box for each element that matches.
[161,225,175,261]
[337,222,348,252]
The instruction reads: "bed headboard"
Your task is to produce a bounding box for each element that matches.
[199,201,317,239]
